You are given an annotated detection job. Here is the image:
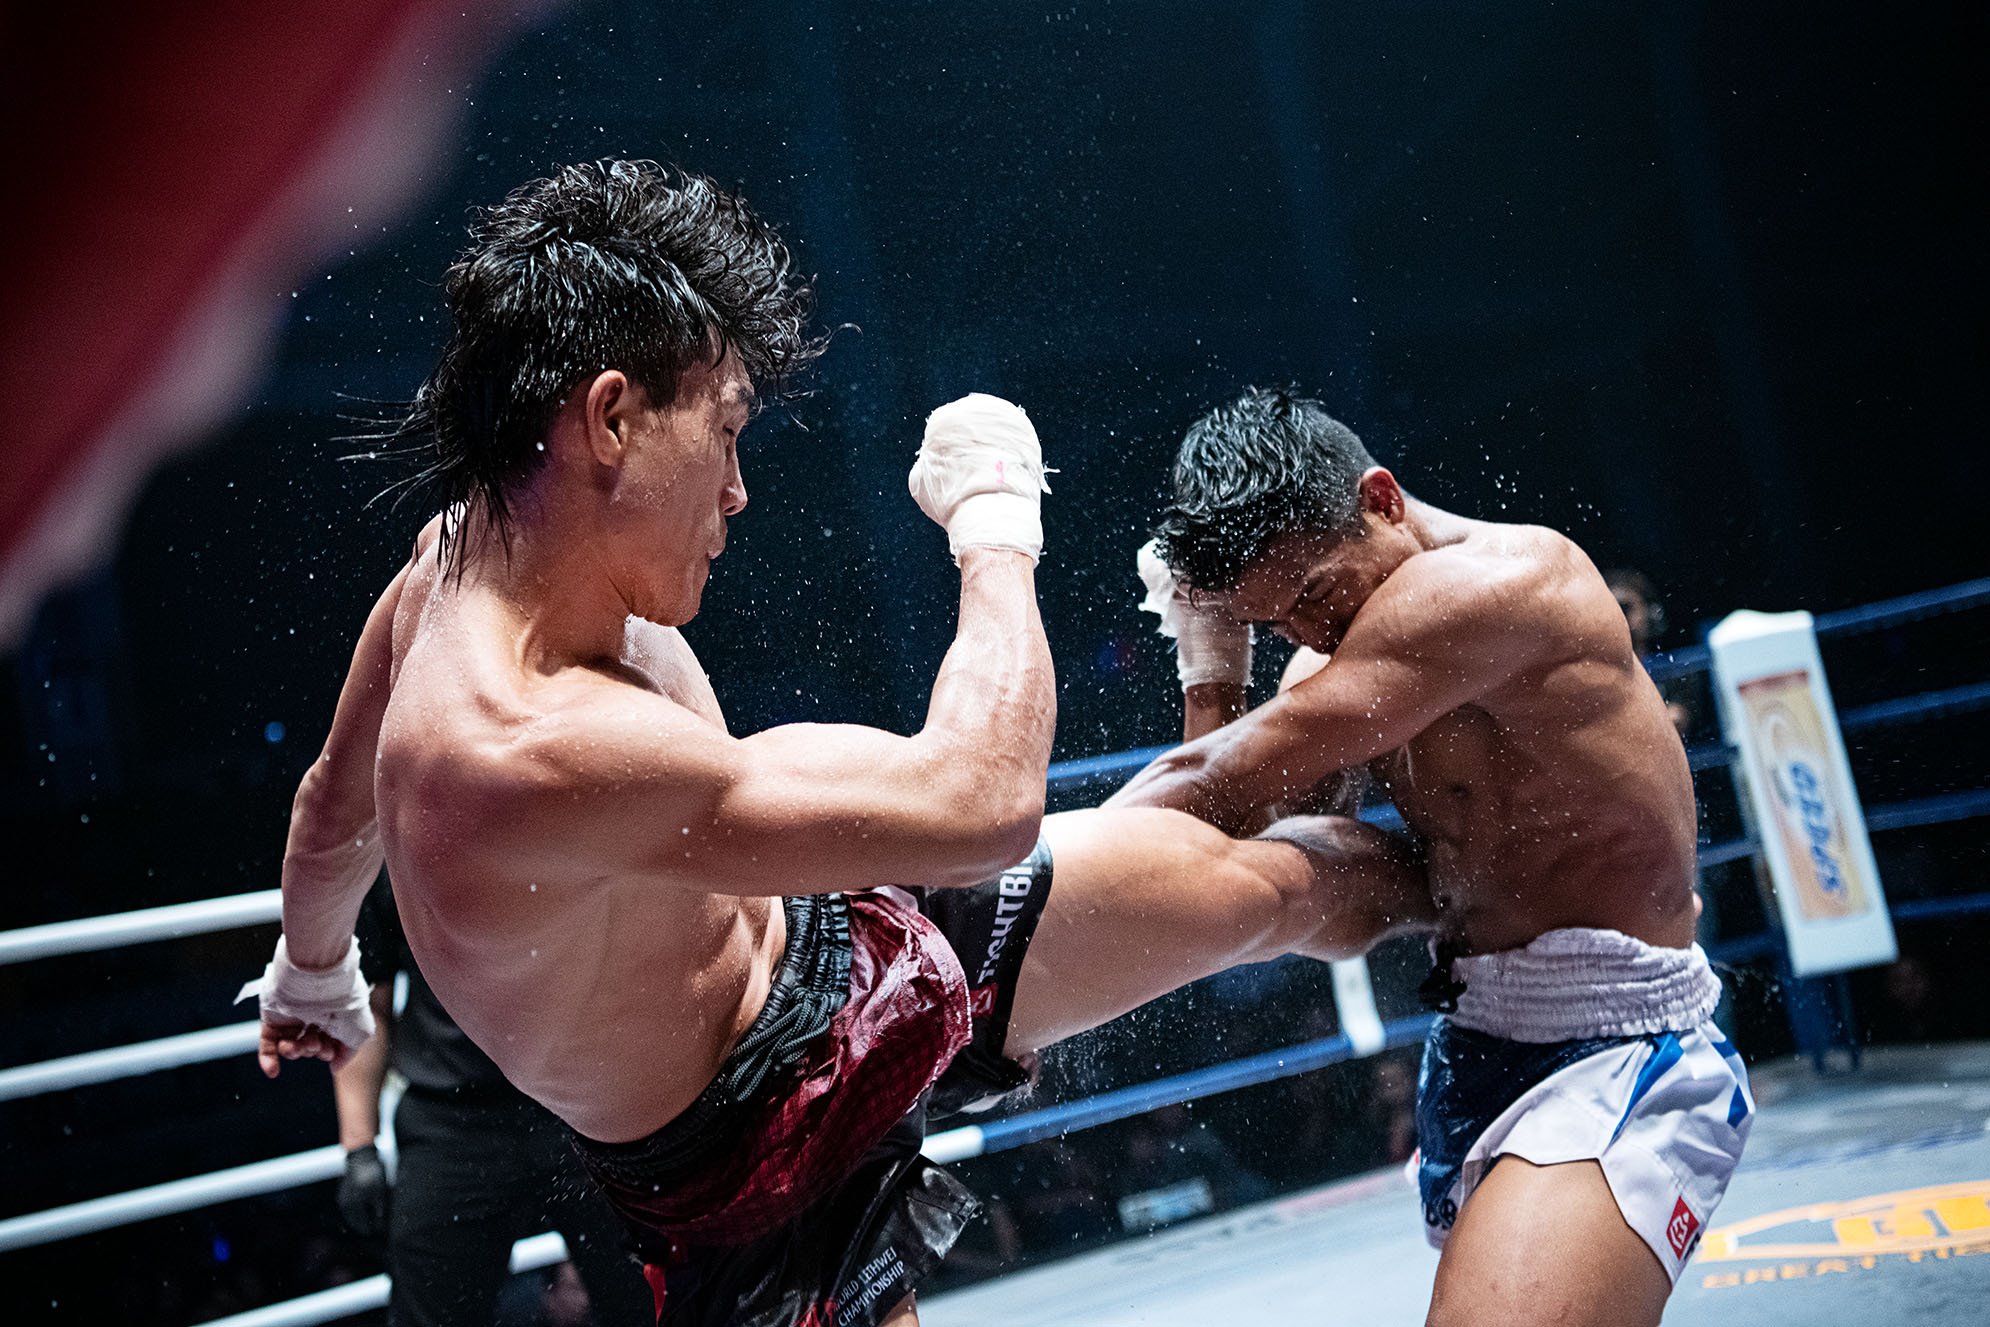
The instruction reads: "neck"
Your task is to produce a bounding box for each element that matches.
[454,499,638,671]
[1401,496,1476,552]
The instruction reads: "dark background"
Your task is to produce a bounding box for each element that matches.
[2,2,1985,1322]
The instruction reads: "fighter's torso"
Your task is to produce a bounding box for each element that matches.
[372,546,781,1142]
[1366,535,1698,956]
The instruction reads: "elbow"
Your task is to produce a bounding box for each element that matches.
[1112,744,1204,809]
[934,785,1044,887]
[287,761,335,843]
[286,756,377,862]
[986,792,1046,871]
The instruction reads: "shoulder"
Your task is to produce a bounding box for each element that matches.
[1353,525,1612,670]
[1361,530,1546,631]
[514,668,726,787]
[1442,524,1631,664]
[1411,525,1594,615]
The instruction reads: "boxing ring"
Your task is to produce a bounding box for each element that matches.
[3,576,1986,1326]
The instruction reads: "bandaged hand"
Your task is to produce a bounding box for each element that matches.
[238,936,375,1074]
[1137,539,1253,688]
[908,393,1050,563]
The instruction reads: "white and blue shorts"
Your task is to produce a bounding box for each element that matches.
[1414,930,1754,1282]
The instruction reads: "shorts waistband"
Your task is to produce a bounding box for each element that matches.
[1440,927,1722,1043]
[571,892,852,1186]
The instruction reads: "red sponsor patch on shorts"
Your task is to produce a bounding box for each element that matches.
[968,983,999,1018]
[1667,1195,1701,1258]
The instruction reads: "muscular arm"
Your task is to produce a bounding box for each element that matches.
[1110,552,1553,834]
[279,563,408,969]
[489,548,1056,895]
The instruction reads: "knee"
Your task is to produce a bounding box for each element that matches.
[1249,817,1423,959]
[1212,835,1338,959]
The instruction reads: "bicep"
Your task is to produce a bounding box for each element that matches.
[1203,654,1445,805]
[703,724,1019,893]
[1207,619,1514,806]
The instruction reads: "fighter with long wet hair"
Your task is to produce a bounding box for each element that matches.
[242,163,1428,1327]
[1120,387,1753,1327]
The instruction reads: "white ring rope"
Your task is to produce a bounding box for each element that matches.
[0,1020,260,1103]
[0,889,280,967]
[186,1233,569,1327]
[0,1146,344,1254]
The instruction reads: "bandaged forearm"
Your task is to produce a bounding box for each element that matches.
[236,935,376,1052]
[1173,612,1253,689]
[1136,540,1253,688]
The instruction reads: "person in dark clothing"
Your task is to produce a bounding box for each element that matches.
[333,879,652,1327]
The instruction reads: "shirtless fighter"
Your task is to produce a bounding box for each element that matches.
[1114,388,1753,1327]
[241,164,1427,1327]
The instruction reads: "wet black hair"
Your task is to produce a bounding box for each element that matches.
[1154,387,1377,592]
[390,160,824,570]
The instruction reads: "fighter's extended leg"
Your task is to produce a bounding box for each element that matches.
[1003,807,1428,1055]
[1426,1157,1670,1327]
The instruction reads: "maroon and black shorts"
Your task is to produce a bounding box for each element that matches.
[571,839,1055,1327]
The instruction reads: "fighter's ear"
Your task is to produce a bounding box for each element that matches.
[581,370,633,467]
[1357,467,1405,523]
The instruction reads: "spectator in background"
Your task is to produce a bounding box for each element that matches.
[1603,568,1693,736]
[333,880,651,1327]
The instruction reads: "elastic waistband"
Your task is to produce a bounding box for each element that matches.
[571,892,852,1185]
[1442,927,1722,1043]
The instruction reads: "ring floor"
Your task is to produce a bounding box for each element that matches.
[924,1041,1990,1325]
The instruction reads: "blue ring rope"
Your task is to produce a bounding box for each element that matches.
[1839,680,1990,735]
[971,1015,1436,1156]
[1644,575,1990,682]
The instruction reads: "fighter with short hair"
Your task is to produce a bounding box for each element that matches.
[1118,387,1752,1327]
[244,165,1429,1327]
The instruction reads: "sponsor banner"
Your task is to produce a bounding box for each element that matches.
[1708,611,1896,976]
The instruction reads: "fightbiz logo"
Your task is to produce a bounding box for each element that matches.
[975,865,1038,986]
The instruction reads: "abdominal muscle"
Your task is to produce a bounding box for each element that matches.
[1385,692,1699,957]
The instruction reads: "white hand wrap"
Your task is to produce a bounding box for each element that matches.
[1137,539,1253,688]
[236,935,376,1054]
[908,393,1050,563]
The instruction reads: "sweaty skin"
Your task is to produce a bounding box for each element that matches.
[265,354,1055,1144]
[1111,473,1698,959]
